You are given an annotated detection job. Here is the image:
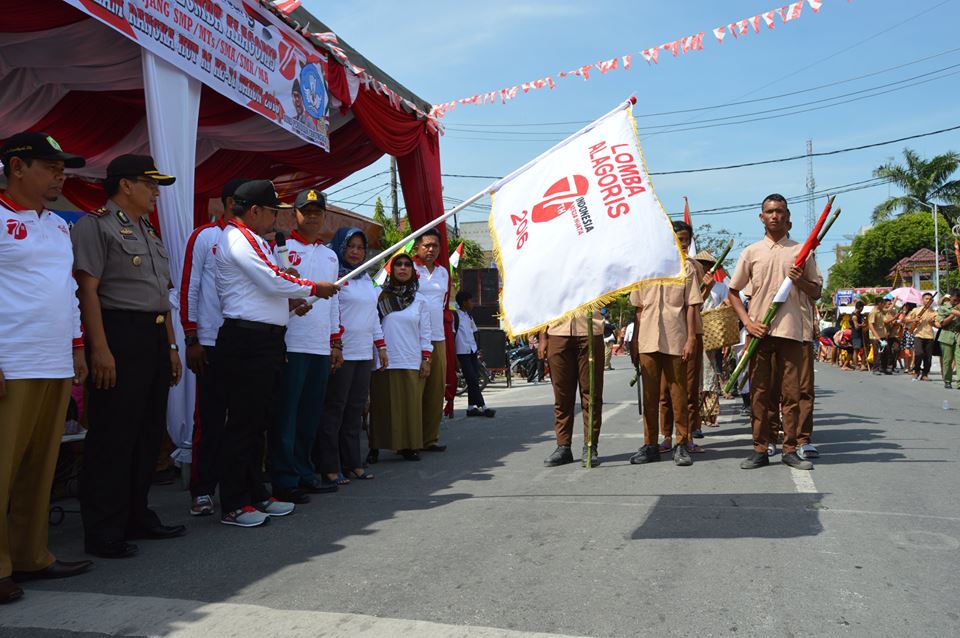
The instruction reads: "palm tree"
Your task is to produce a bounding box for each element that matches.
[871,148,960,223]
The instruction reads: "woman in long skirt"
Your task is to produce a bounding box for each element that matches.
[369,253,433,462]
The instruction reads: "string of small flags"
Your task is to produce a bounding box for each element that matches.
[430,0,835,118]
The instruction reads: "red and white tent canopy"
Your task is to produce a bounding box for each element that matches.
[1,0,447,462]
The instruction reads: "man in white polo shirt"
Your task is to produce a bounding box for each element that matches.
[179,178,246,517]
[413,228,449,452]
[0,132,92,604]
[214,180,338,528]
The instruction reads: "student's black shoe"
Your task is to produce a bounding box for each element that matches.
[482,407,496,418]
[739,451,770,469]
[466,407,483,417]
[273,488,311,504]
[946,382,954,389]
[84,540,138,559]
[544,445,574,467]
[673,444,693,466]
[299,478,337,494]
[399,449,421,461]
[580,445,601,467]
[781,451,813,470]
[629,444,661,465]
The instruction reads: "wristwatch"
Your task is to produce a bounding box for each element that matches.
[169,343,180,352]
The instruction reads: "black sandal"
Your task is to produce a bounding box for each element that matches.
[346,468,374,480]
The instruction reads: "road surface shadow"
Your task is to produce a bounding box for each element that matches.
[630,492,825,539]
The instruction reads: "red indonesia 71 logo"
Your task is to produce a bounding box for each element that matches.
[510,175,589,250]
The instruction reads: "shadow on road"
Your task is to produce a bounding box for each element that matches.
[630,493,825,539]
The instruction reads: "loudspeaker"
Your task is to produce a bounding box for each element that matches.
[461,268,500,328]
[475,328,508,368]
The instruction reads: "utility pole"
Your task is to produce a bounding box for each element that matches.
[389,156,400,226]
[805,139,815,237]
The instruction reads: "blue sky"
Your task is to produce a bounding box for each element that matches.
[307,0,960,275]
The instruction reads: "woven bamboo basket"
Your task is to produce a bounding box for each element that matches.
[702,305,740,351]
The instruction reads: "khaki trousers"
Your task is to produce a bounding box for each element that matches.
[659,336,702,440]
[421,340,447,448]
[798,342,815,446]
[749,337,802,454]
[640,352,688,446]
[547,334,604,447]
[0,378,72,578]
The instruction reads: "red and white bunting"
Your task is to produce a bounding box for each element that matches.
[432,0,839,116]
[270,0,301,14]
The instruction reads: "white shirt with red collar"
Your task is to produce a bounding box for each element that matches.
[338,272,385,361]
[414,260,448,342]
[179,220,225,347]
[279,231,341,355]
[215,219,316,327]
[0,192,82,379]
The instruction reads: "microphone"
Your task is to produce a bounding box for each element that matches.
[275,232,291,269]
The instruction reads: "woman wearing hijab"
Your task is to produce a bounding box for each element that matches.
[369,253,433,462]
[318,228,388,483]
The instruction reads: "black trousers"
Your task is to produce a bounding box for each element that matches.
[81,310,170,544]
[190,345,227,498]
[214,320,284,514]
[913,337,934,377]
[318,359,373,474]
[458,353,485,407]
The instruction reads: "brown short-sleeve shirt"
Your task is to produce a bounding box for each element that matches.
[71,200,171,312]
[629,271,703,356]
[546,311,604,337]
[867,308,887,339]
[907,305,936,339]
[728,236,821,343]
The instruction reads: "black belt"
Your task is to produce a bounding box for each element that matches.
[222,318,286,335]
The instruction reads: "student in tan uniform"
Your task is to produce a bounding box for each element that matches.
[868,299,892,375]
[659,221,712,453]
[539,312,604,467]
[797,265,820,460]
[628,256,702,467]
[728,194,821,471]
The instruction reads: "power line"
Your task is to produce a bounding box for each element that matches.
[326,170,390,195]
[438,120,960,182]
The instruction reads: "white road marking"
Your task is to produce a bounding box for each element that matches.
[1,590,583,638]
[789,467,819,494]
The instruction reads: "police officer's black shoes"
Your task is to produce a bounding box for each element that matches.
[740,451,770,470]
[581,445,601,467]
[85,540,139,559]
[544,445,574,467]
[127,524,186,540]
[781,451,813,471]
[629,444,660,465]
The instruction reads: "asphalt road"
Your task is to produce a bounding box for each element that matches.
[2,356,958,638]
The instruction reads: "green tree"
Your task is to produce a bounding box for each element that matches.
[825,211,950,299]
[871,148,960,223]
[372,196,407,249]
[694,223,744,273]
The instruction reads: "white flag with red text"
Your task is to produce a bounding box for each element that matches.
[489,104,684,337]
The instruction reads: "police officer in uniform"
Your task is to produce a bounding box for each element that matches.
[72,155,185,558]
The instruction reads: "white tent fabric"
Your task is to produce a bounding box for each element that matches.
[141,50,202,464]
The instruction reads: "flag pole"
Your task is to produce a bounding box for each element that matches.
[313,96,638,296]
[586,311,595,469]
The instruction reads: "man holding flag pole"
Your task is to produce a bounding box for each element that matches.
[309,97,684,470]
[727,194,823,471]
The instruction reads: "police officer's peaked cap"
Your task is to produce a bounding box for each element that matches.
[107,155,175,185]
[294,188,327,211]
[1,131,86,168]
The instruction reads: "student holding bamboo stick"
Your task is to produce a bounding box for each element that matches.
[727,194,822,471]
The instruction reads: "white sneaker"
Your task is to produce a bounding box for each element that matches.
[257,497,295,517]
[221,506,270,527]
[798,443,819,459]
[767,443,778,457]
[190,494,214,516]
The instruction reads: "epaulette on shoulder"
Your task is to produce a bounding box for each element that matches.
[90,208,109,217]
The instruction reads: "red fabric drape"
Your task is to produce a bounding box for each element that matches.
[0,0,87,32]
[30,91,143,158]
[325,62,353,115]
[61,179,104,212]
